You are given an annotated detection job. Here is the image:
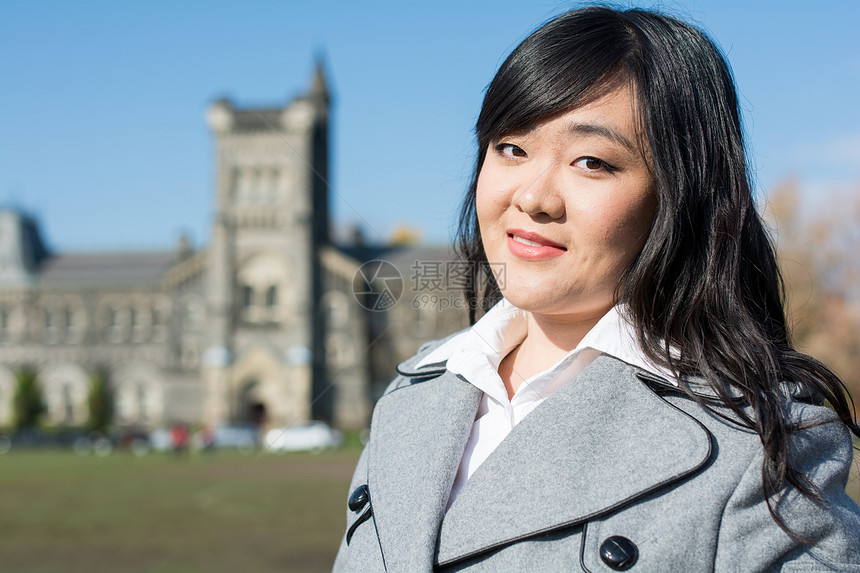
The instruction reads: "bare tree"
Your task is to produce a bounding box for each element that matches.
[767,178,860,403]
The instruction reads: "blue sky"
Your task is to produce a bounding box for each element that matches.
[1,0,858,252]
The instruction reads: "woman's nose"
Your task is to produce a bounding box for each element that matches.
[511,165,565,220]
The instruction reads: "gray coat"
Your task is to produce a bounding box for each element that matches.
[334,341,860,572]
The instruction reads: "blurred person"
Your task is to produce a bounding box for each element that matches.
[199,424,215,453]
[170,422,189,456]
[335,6,860,571]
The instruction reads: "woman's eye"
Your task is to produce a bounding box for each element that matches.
[573,157,611,171]
[496,143,527,158]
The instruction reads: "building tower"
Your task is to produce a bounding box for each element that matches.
[203,63,331,429]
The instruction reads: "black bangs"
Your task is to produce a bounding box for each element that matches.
[475,9,637,148]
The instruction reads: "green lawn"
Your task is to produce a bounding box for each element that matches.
[0,447,858,573]
[0,449,360,573]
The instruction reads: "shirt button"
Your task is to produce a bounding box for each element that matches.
[599,536,638,570]
[348,484,369,512]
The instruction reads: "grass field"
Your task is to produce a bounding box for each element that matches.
[1,447,858,573]
[0,449,361,573]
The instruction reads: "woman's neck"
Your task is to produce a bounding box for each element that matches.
[498,308,608,400]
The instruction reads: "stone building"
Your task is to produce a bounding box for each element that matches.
[0,65,468,433]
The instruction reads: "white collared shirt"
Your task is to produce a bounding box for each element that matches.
[414,298,677,508]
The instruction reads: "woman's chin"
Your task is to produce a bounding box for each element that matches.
[500,287,613,321]
[500,288,571,315]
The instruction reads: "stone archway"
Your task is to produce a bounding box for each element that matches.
[230,347,310,428]
[236,380,267,427]
[38,363,89,426]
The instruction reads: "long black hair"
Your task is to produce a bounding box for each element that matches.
[456,6,859,540]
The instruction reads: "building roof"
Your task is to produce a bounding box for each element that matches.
[38,251,180,288]
[377,245,458,271]
[332,243,458,269]
[334,243,398,264]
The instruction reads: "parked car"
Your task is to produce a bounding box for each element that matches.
[213,425,259,453]
[147,428,173,452]
[264,421,342,453]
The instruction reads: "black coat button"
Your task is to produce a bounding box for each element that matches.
[599,536,638,570]
[348,484,369,512]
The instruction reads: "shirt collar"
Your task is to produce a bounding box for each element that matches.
[415,298,678,386]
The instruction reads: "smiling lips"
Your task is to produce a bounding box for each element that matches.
[506,228,567,260]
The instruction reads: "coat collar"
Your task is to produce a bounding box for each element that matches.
[370,353,712,569]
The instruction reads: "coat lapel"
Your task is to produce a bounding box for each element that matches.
[436,355,713,567]
[368,360,482,572]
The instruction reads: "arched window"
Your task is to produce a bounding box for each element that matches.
[137,385,148,423]
[150,298,170,343]
[180,337,199,370]
[63,304,87,344]
[104,306,128,344]
[265,286,278,322]
[62,385,74,425]
[270,169,282,200]
[64,309,74,333]
[41,365,89,426]
[326,334,355,369]
[0,307,24,344]
[116,376,164,427]
[128,303,153,343]
[232,168,245,202]
[323,291,350,329]
[0,310,8,341]
[251,169,262,203]
[237,253,289,324]
[44,309,60,344]
[178,297,204,332]
[242,285,254,309]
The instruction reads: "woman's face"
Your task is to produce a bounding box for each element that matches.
[477,86,657,322]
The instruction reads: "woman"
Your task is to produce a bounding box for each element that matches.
[335,7,860,572]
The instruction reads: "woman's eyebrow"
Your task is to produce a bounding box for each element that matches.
[567,122,637,153]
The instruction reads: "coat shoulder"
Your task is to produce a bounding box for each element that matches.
[660,380,860,570]
[379,329,470,398]
[713,405,860,570]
